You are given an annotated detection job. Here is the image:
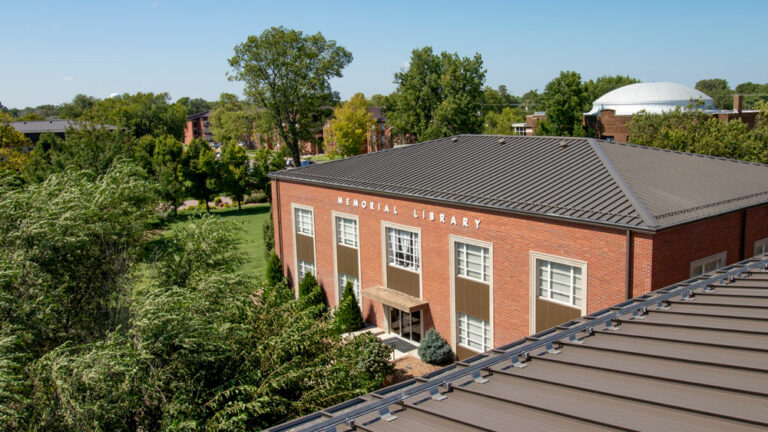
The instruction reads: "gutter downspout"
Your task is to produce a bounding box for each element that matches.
[739,209,747,261]
[626,230,633,299]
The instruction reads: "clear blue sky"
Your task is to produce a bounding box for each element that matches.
[3,0,767,108]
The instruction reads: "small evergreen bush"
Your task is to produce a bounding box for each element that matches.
[334,281,364,333]
[265,252,284,286]
[298,273,325,316]
[262,209,275,262]
[418,328,454,365]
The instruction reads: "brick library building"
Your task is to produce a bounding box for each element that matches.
[270,135,768,359]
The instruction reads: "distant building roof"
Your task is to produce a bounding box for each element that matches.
[9,119,116,134]
[270,135,768,232]
[586,82,716,115]
[269,253,768,432]
[368,107,386,122]
[187,110,210,120]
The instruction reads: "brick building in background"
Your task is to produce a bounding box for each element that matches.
[183,111,214,145]
[323,106,392,155]
[526,82,761,142]
[270,135,768,360]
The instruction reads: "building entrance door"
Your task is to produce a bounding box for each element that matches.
[388,307,422,342]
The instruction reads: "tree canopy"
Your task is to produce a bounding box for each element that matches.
[483,107,527,135]
[228,26,352,166]
[82,92,187,140]
[328,93,375,157]
[386,47,486,142]
[695,78,733,110]
[584,75,640,103]
[537,71,590,136]
[209,92,262,147]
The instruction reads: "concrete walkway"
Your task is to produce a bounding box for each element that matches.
[348,325,419,360]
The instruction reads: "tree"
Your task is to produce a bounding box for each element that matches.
[695,78,733,110]
[0,112,31,171]
[481,85,520,116]
[59,94,97,119]
[176,96,213,116]
[218,141,250,209]
[386,47,486,142]
[483,107,527,135]
[263,209,276,262]
[328,93,375,157]
[627,104,768,163]
[584,75,640,103]
[83,92,187,140]
[181,138,217,212]
[334,281,364,333]
[298,272,325,316]
[265,252,284,285]
[152,135,185,215]
[536,71,590,137]
[209,93,262,147]
[417,328,454,365]
[252,147,285,199]
[735,82,768,109]
[228,26,353,167]
[369,93,389,108]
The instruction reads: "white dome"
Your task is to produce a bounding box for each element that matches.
[585,82,716,116]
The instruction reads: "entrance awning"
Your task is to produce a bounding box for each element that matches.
[362,286,428,313]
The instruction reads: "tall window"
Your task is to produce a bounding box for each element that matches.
[537,259,583,307]
[690,252,726,277]
[295,208,313,236]
[386,228,420,271]
[336,217,358,248]
[297,260,315,282]
[339,273,361,307]
[457,312,490,352]
[755,238,768,256]
[456,242,490,282]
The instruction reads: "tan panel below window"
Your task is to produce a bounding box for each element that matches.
[336,244,359,277]
[295,233,314,263]
[455,277,490,322]
[386,265,420,298]
[535,298,581,333]
[456,344,479,361]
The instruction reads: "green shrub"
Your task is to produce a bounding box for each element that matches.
[245,191,268,204]
[214,196,222,206]
[262,209,275,262]
[334,281,364,333]
[298,273,325,316]
[417,328,454,365]
[265,252,284,287]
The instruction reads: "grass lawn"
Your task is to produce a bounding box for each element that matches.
[169,203,272,276]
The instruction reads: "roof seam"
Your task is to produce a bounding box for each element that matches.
[588,139,659,227]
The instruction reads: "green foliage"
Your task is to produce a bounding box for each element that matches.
[83,92,187,140]
[210,93,262,147]
[251,147,284,199]
[735,82,768,109]
[0,112,31,171]
[58,94,97,119]
[483,107,527,135]
[298,273,325,315]
[177,96,213,117]
[328,93,375,157]
[481,85,520,116]
[695,78,733,110]
[417,328,454,365]
[537,71,591,137]
[181,138,217,212]
[265,252,285,286]
[386,47,486,142]
[152,135,186,214]
[334,281,364,333]
[627,106,768,163]
[263,209,275,261]
[228,26,353,167]
[219,142,251,210]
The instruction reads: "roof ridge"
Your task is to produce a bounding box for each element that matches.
[589,138,659,228]
[604,140,768,168]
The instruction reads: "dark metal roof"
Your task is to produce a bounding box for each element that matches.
[268,254,768,432]
[270,135,768,231]
[187,110,210,120]
[9,119,117,133]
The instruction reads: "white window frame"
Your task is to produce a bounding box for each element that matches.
[690,251,727,277]
[457,312,490,353]
[381,221,423,299]
[535,258,584,307]
[294,207,314,237]
[338,272,361,308]
[385,227,420,272]
[332,211,362,307]
[529,252,588,335]
[455,241,490,283]
[755,238,768,256]
[336,216,358,248]
[449,235,493,353]
[297,260,315,283]
[291,203,316,295]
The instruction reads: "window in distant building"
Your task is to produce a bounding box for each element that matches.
[690,251,727,277]
[754,238,768,256]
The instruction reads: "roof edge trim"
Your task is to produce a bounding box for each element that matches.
[589,138,659,228]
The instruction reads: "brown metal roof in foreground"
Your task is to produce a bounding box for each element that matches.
[270,135,768,232]
[268,254,768,432]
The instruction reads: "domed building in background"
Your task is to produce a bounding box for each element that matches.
[525,81,758,142]
[585,82,715,116]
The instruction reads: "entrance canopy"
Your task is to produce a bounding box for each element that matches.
[362,286,428,313]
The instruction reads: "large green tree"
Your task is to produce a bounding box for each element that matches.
[181,138,217,212]
[83,92,187,140]
[481,85,520,116]
[537,71,590,137]
[152,135,186,215]
[209,93,262,147]
[0,112,31,171]
[584,75,640,103]
[328,93,375,157]
[483,107,527,135]
[228,26,353,167]
[695,78,733,110]
[218,142,251,210]
[58,94,97,119]
[176,96,213,116]
[386,47,486,142]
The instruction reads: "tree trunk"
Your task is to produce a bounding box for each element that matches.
[237,199,242,211]
[290,137,301,168]
[204,195,210,213]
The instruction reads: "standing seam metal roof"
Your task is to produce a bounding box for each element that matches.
[270,135,768,231]
[268,254,768,432]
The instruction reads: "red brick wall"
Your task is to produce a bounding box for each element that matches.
[272,180,635,348]
[650,205,768,290]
